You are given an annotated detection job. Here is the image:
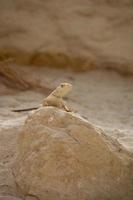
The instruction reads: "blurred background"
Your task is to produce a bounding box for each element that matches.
[0,0,133,147]
[0,0,133,128]
[0,0,133,132]
[0,1,133,199]
[0,0,133,72]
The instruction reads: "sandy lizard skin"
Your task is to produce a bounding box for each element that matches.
[12,83,72,112]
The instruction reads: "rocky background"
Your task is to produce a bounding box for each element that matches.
[0,0,133,200]
[0,0,133,73]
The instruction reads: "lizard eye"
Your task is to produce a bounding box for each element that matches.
[61,84,64,88]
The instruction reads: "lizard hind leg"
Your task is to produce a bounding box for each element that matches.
[42,100,49,107]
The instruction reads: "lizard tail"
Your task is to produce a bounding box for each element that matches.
[12,107,39,112]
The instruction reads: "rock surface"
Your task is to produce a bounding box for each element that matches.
[14,107,133,200]
[0,0,133,74]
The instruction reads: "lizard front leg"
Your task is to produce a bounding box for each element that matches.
[61,100,72,112]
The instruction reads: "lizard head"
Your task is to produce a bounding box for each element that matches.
[53,82,72,97]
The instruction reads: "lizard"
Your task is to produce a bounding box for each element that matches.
[12,82,73,112]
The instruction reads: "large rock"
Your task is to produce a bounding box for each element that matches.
[0,0,133,74]
[13,107,133,200]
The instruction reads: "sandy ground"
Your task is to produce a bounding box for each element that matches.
[0,67,133,199]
